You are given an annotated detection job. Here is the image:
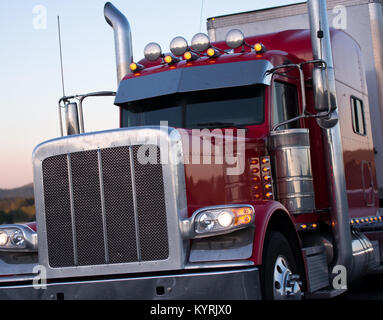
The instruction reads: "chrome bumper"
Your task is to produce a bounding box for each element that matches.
[0,267,261,300]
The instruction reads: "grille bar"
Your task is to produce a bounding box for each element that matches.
[67,154,78,266]
[129,146,142,261]
[97,150,109,264]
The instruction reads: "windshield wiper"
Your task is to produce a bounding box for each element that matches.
[194,122,248,130]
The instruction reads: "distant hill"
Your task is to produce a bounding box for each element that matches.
[0,183,34,200]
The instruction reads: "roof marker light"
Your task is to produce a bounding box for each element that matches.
[164,55,180,65]
[129,62,144,73]
[254,43,267,53]
[207,48,221,58]
[183,51,198,61]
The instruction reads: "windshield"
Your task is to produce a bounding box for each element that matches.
[121,85,265,129]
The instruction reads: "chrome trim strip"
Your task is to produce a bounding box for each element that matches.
[97,150,109,264]
[129,146,141,262]
[67,154,78,266]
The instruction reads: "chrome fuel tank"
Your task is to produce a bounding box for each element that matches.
[269,129,315,214]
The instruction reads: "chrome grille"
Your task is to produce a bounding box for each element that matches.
[42,145,169,268]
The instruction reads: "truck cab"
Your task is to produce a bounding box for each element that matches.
[0,0,382,300]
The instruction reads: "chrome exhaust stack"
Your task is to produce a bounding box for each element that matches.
[307,0,352,272]
[104,2,133,83]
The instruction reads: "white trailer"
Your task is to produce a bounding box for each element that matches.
[207,0,383,201]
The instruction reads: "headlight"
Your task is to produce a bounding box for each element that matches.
[182,205,255,239]
[0,225,37,252]
[0,231,8,246]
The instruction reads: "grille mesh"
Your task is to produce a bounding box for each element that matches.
[101,147,138,263]
[42,155,74,268]
[133,146,169,261]
[42,144,169,268]
[71,150,105,266]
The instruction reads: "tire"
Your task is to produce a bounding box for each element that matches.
[260,231,301,300]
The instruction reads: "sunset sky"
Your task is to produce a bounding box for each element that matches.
[0,0,301,189]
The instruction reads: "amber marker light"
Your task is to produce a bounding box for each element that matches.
[261,158,270,164]
[233,207,254,226]
[265,192,273,199]
[129,62,144,73]
[184,51,192,60]
[264,175,271,182]
[164,55,173,64]
[254,43,266,53]
[300,224,307,230]
[207,48,216,57]
[130,63,138,71]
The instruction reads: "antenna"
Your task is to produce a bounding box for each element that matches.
[199,0,204,32]
[57,16,66,97]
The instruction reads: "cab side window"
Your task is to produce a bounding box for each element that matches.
[351,97,366,135]
[272,81,300,130]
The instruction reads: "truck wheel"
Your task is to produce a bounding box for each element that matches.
[260,231,302,300]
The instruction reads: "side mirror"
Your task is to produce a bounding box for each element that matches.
[65,102,80,135]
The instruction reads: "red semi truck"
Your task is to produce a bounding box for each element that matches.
[0,0,382,299]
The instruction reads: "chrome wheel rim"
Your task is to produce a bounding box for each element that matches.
[273,255,302,300]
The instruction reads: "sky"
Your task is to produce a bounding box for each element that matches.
[0,0,302,189]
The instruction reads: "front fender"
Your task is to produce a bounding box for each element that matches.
[250,200,299,265]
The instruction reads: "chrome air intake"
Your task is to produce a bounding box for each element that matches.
[33,127,188,279]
